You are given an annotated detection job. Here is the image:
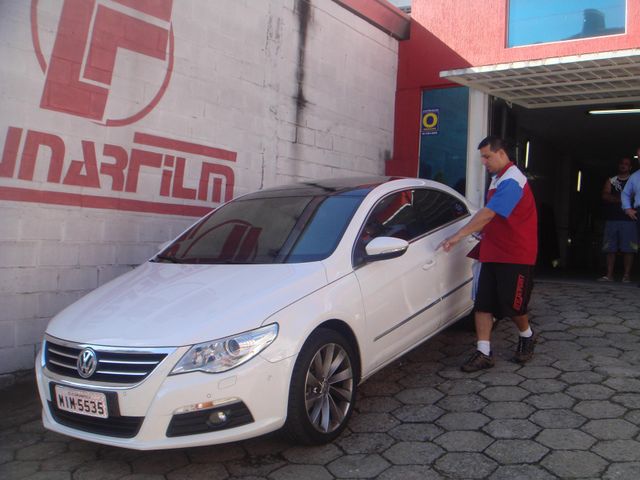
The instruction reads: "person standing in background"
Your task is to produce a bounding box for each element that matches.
[599,157,636,283]
[622,148,640,287]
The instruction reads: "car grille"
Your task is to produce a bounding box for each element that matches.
[45,339,169,385]
[48,400,143,438]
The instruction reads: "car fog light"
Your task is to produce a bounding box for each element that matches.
[208,410,228,425]
[173,397,238,415]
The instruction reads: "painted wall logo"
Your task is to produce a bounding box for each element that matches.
[0,0,238,216]
[31,0,174,125]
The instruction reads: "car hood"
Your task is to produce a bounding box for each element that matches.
[46,261,328,347]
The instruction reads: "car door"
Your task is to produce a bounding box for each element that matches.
[353,189,446,373]
[411,188,476,327]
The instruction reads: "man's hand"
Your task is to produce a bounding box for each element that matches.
[625,208,638,220]
[439,233,461,252]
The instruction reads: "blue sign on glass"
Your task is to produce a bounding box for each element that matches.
[421,108,440,135]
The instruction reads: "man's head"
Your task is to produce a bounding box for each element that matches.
[617,157,632,175]
[478,136,511,174]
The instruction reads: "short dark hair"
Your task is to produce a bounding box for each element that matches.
[478,135,508,152]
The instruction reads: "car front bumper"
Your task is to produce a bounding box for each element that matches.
[35,345,295,450]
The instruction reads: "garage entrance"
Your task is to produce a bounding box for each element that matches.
[442,49,640,279]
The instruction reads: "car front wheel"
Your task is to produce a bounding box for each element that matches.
[284,328,357,444]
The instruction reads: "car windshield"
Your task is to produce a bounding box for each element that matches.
[155,194,364,264]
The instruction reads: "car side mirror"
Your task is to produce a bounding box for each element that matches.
[365,236,409,262]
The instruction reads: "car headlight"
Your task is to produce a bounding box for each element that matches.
[171,324,278,375]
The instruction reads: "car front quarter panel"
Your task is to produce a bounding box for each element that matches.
[259,272,366,370]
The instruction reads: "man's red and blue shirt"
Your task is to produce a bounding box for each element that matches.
[479,162,538,265]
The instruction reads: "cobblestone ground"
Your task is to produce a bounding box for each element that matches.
[2,281,640,479]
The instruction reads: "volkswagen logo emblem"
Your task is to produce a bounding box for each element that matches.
[77,348,98,378]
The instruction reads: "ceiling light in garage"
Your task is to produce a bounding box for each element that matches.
[588,107,640,115]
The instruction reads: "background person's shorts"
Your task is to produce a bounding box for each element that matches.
[602,220,638,253]
[475,262,534,319]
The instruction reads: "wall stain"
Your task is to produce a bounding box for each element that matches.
[294,0,311,131]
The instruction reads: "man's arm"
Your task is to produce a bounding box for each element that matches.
[601,178,618,203]
[440,207,495,252]
[622,175,637,220]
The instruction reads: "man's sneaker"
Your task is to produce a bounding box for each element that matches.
[514,332,536,364]
[461,350,495,372]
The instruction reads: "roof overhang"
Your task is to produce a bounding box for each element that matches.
[332,0,410,40]
[440,49,640,109]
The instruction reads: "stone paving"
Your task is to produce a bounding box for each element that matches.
[1,280,640,479]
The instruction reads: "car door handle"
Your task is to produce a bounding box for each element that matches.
[422,258,436,270]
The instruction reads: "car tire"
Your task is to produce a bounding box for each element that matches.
[283,328,357,445]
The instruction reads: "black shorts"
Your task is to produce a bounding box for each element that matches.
[474,262,534,319]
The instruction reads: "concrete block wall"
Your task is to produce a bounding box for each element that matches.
[0,0,399,373]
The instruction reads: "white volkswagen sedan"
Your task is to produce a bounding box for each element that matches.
[36,176,476,450]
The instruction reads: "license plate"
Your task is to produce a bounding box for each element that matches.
[55,385,108,419]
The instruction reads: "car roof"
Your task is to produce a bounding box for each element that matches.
[241,176,406,199]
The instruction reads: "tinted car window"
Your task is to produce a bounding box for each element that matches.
[354,188,469,266]
[157,194,364,264]
[413,189,469,232]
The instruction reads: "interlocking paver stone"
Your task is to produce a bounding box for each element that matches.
[531,408,587,429]
[392,405,444,423]
[40,451,96,471]
[482,419,540,439]
[382,441,444,465]
[282,443,342,464]
[0,461,40,479]
[356,396,402,413]
[326,454,390,478]
[336,433,395,454]
[482,401,534,419]
[226,456,285,477]
[434,452,497,479]
[477,372,524,386]
[268,464,332,480]
[73,460,132,480]
[434,431,493,452]
[613,393,640,409]
[436,394,487,412]
[436,379,485,395]
[395,387,444,405]
[583,419,639,440]
[435,412,490,430]
[15,441,67,461]
[479,386,529,402]
[348,413,400,433]
[560,371,606,384]
[377,465,444,480]
[166,463,229,480]
[131,451,189,474]
[525,392,575,409]
[517,366,561,379]
[592,439,640,462]
[603,462,640,480]
[574,400,627,419]
[484,439,548,464]
[605,378,640,393]
[519,378,567,393]
[542,451,608,478]
[388,423,443,442]
[23,473,72,480]
[535,428,596,449]
[489,464,556,480]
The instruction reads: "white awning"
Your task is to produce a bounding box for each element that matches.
[440,49,640,109]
